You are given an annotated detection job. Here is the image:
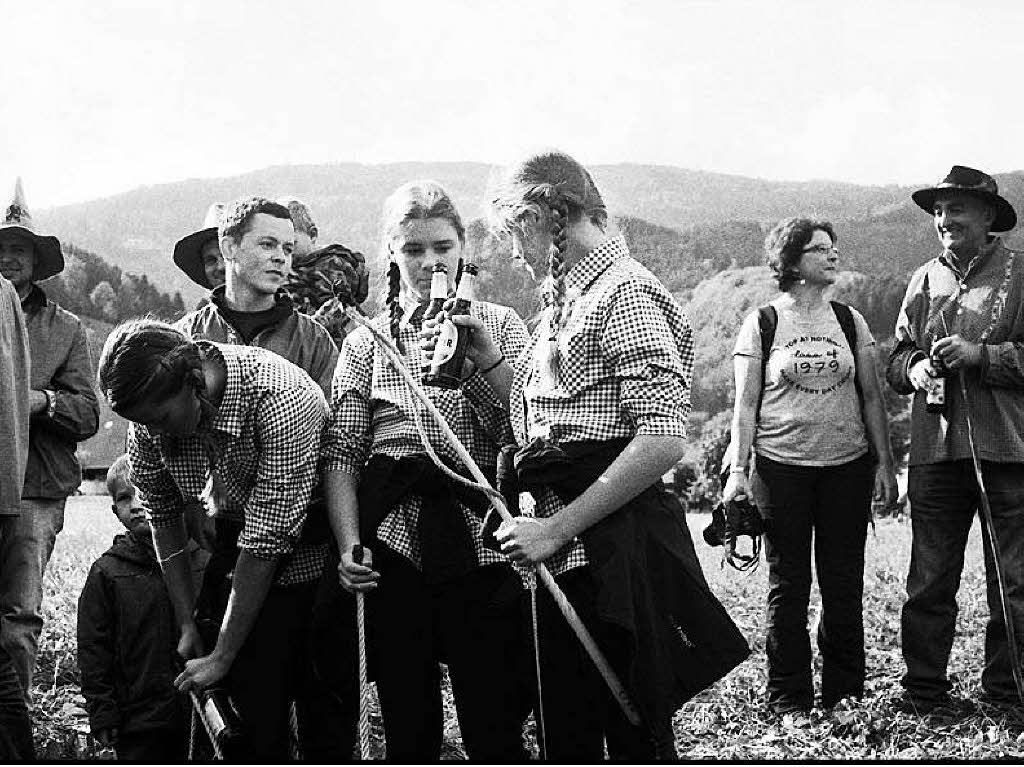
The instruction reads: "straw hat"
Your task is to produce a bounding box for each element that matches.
[172,203,225,288]
[0,178,63,281]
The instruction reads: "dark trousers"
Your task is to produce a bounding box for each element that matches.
[370,546,529,762]
[534,567,669,762]
[0,636,31,760]
[903,460,1024,702]
[753,453,873,709]
[116,726,187,762]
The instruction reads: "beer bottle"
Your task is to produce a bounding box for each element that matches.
[423,263,478,389]
[926,346,948,414]
[198,686,244,754]
[422,263,449,322]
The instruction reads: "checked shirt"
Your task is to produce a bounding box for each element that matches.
[127,343,329,584]
[512,234,694,576]
[323,299,528,569]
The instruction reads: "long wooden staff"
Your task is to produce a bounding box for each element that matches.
[334,296,642,726]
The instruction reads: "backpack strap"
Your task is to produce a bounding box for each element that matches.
[755,305,778,424]
[829,300,864,407]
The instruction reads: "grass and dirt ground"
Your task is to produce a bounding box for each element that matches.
[31,496,1024,759]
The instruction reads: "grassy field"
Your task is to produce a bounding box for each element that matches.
[31,497,1024,759]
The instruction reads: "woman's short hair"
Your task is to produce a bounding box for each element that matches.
[764,217,837,292]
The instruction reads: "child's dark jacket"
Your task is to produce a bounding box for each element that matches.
[76,531,185,735]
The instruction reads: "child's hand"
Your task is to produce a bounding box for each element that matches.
[95,727,118,747]
[338,546,379,593]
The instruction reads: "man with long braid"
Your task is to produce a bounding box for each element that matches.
[438,150,750,759]
[97,319,329,761]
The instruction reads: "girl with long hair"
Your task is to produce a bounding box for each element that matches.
[322,180,531,761]
[444,150,750,760]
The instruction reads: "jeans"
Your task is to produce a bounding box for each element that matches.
[902,461,1024,702]
[0,635,32,760]
[752,453,874,709]
[0,498,65,701]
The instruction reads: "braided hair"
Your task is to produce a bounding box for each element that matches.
[97,319,217,450]
[489,150,607,382]
[378,180,466,352]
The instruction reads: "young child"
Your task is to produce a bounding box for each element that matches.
[76,455,204,762]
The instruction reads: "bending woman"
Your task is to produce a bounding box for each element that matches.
[448,150,750,760]
[322,181,530,762]
[723,217,898,715]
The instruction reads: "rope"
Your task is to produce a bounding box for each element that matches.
[353,545,373,760]
[529,573,547,761]
[188,691,224,761]
[338,302,642,727]
[940,314,1024,702]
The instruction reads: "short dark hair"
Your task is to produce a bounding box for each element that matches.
[764,217,837,292]
[218,196,292,243]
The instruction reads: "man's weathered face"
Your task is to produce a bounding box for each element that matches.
[222,213,294,297]
[932,193,995,255]
[200,238,225,288]
[0,232,35,290]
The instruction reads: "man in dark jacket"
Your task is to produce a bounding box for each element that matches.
[0,274,33,760]
[77,456,206,762]
[0,179,100,701]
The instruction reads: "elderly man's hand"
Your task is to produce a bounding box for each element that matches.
[932,335,984,371]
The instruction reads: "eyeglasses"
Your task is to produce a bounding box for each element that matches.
[801,245,840,256]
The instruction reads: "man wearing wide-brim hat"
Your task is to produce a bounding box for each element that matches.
[173,202,226,293]
[0,178,99,703]
[887,165,1024,715]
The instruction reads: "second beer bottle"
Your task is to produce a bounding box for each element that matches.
[423,262,478,389]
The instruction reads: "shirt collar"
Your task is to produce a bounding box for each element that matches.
[938,236,1002,280]
[564,233,630,295]
[198,341,245,438]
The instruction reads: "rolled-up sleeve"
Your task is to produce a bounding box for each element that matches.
[126,424,185,528]
[238,388,328,560]
[322,329,374,476]
[602,281,691,438]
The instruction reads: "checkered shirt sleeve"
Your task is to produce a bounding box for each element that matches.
[324,301,527,569]
[127,344,329,585]
[510,235,693,576]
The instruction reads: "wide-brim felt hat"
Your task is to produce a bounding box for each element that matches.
[1,178,63,281]
[173,203,225,288]
[912,165,1017,232]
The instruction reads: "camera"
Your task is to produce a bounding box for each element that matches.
[703,496,765,547]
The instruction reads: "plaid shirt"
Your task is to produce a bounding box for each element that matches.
[512,234,694,575]
[127,343,329,585]
[887,237,1024,465]
[323,299,528,568]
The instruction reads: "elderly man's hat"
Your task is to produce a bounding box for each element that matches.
[912,165,1017,232]
[0,178,64,281]
[173,203,225,288]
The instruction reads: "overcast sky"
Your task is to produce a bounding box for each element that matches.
[3,0,1021,207]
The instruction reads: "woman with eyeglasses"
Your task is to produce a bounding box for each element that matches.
[723,217,897,716]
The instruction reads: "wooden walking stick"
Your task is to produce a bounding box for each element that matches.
[330,288,642,727]
[352,544,373,759]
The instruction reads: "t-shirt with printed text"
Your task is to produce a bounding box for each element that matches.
[733,296,874,466]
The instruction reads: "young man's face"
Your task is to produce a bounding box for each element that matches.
[117,383,203,437]
[222,213,295,297]
[109,477,151,537]
[0,233,35,291]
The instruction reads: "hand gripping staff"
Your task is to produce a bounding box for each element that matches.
[940,315,1024,702]
[328,280,643,732]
